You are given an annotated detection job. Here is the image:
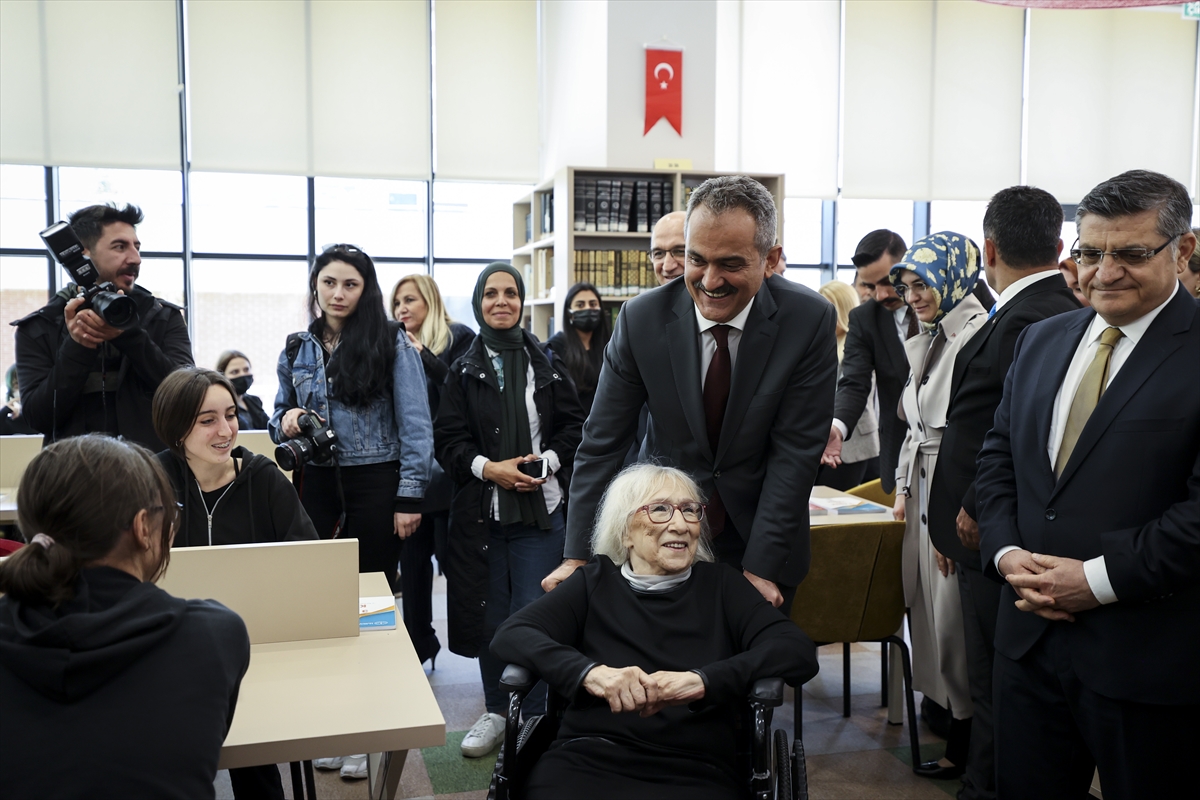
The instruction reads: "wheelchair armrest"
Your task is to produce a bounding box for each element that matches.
[500,664,536,695]
[749,677,784,708]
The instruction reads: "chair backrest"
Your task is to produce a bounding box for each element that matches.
[790,520,907,644]
[157,539,358,644]
[236,430,290,480]
[0,435,41,489]
[845,478,895,509]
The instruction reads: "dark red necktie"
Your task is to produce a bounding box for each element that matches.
[703,325,731,535]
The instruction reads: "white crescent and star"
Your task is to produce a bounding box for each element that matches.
[654,62,674,90]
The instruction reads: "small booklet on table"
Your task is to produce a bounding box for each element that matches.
[359,596,397,631]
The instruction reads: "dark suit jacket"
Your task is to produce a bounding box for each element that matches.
[834,300,908,493]
[929,273,1080,567]
[976,286,1200,705]
[565,275,838,587]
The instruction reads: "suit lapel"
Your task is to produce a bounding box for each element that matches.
[1053,290,1193,495]
[666,287,712,462]
[715,283,779,465]
[879,302,907,380]
[1033,310,1092,478]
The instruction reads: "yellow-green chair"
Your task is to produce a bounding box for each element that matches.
[790,520,921,763]
[845,477,896,509]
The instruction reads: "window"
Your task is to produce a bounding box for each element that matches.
[783,198,823,265]
[0,165,46,250]
[836,199,914,266]
[190,173,307,255]
[433,181,533,260]
[138,258,185,309]
[783,267,823,291]
[58,167,183,253]
[0,256,51,390]
[315,177,427,258]
[189,259,311,412]
[929,201,989,252]
[431,262,487,332]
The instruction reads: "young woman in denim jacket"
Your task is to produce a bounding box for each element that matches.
[270,245,433,594]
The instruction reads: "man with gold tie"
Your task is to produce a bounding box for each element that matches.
[976,170,1200,799]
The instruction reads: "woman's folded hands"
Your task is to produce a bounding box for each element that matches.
[582,665,706,717]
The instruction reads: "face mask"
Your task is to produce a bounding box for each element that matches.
[570,308,603,333]
[230,375,254,395]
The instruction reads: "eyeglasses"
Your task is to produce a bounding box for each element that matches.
[650,247,686,263]
[1070,233,1181,268]
[894,280,930,299]
[636,502,706,523]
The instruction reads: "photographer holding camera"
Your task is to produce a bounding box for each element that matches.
[13,204,194,451]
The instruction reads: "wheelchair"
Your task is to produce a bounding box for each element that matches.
[488,664,808,800]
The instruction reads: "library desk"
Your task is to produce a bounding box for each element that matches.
[810,485,895,526]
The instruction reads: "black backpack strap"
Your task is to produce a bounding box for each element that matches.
[285,333,303,369]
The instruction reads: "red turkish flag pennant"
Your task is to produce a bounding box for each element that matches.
[645,48,682,136]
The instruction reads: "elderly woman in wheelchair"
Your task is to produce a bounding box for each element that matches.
[490,463,819,800]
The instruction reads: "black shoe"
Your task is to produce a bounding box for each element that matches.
[913,760,965,780]
[417,639,441,672]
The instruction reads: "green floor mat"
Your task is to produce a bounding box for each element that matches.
[422,729,500,795]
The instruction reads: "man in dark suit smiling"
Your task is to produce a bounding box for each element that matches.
[976,170,1199,799]
[543,176,838,612]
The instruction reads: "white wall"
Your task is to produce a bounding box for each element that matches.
[540,0,609,177]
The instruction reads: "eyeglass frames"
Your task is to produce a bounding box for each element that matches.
[1070,233,1182,268]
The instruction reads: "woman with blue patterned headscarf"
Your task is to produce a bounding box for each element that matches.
[888,232,988,781]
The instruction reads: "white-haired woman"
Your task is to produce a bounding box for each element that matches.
[490,463,818,800]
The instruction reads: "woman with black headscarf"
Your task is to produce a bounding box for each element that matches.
[435,263,585,760]
[545,282,611,416]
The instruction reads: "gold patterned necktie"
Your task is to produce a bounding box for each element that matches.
[1054,326,1124,477]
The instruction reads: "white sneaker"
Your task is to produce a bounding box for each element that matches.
[460,712,505,758]
[340,754,368,780]
[313,756,345,770]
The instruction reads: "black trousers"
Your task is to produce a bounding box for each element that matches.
[299,461,402,592]
[228,765,284,800]
[399,509,446,664]
[994,624,1197,800]
[815,459,870,492]
[958,562,1001,799]
[709,520,797,617]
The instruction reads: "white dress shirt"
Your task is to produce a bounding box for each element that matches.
[832,304,910,439]
[991,269,1061,314]
[993,283,1179,604]
[696,297,755,389]
[470,345,562,519]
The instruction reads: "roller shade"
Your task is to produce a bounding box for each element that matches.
[435,0,538,182]
[740,0,840,199]
[0,0,180,169]
[1026,8,1197,203]
[187,0,431,179]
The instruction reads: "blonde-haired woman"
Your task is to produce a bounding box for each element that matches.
[815,279,880,490]
[391,274,475,669]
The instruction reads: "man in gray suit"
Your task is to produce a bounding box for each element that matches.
[542,176,838,609]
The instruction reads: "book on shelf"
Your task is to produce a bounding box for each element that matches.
[574,249,656,298]
[541,190,554,236]
[663,181,673,215]
[649,182,663,229]
[618,181,634,232]
[635,181,649,232]
[596,180,611,232]
[573,180,585,231]
[524,212,531,244]
[584,179,597,231]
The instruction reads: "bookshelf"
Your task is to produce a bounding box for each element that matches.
[513,167,784,340]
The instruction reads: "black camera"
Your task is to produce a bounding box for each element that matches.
[40,221,139,330]
[275,411,338,471]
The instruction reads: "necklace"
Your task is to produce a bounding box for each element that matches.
[195,478,236,547]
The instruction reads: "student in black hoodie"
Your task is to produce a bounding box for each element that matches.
[152,367,316,799]
[152,366,319,548]
[0,434,250,800]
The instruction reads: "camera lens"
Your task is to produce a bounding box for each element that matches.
[274,439,310,472]
[91,291,138,330]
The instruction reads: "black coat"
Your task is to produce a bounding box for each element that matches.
[434,331,585,656]
[417,322,476,419]
[834,299,909,494]
[236,393,271,431]
[976,287,1200,705]
[156,447,319,548]
[928,273,1080,566]
[12,285,194,451]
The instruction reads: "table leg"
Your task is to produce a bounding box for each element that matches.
[289,762,303,799]
[303,760,317,800]
[887,624,905,724]
[367,750,408,800]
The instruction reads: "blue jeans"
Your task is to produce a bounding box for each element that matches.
[479,507,566,715]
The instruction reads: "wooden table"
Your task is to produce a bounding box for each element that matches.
[219,573,445,800]
[810,485,895,526]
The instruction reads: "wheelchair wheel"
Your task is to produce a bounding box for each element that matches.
[792,737,808,800]
[773,729,792,800]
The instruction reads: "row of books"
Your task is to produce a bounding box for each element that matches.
[574,249,658,297]
[573,178,674,233]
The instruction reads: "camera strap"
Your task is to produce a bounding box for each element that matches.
[331,455,348,539]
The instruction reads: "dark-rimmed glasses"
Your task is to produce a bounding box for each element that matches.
[650,247,686,263]
[1070,233,1181,268]
[636,502,706,523]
